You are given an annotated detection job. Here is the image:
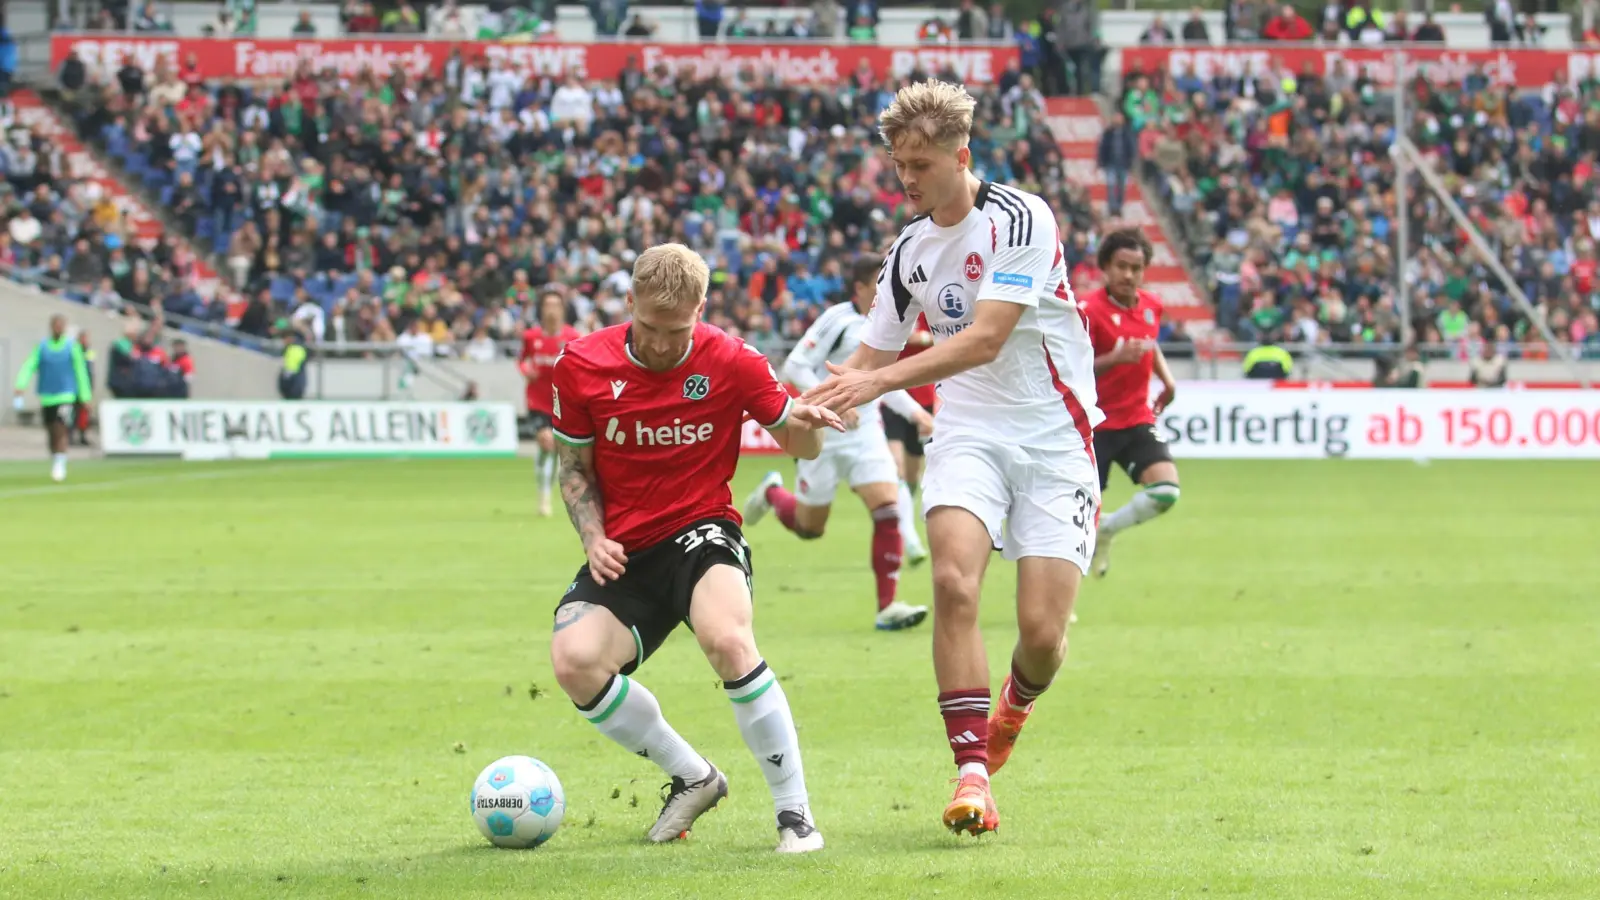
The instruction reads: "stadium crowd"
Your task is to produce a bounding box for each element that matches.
[1124,52,1600,361]
[47,46,1092,359]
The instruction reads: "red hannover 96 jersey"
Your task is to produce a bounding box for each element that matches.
[1082,287,1163,430]
[550,322,795,552]
[520,325,581,415]
[895,313,937,409]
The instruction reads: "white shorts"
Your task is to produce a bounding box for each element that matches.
[921,435,1101,572]
[794,430,900,506]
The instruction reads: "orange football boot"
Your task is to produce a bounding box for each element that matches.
[986,676,1033,775]
[942,773,1000,836]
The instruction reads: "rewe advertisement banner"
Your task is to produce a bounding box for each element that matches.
[101,400,519,458]
[1123,46,1600,91]
[51,36,1017,86]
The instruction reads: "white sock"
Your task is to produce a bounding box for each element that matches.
[578,675,711,783]
[958,762,989,781]
[536,448,556,497]
[1101,482,1179,535]
[725,661,809,814]
[897,482,923,554]
[52,453,66,465]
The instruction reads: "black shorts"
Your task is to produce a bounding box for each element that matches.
[882,404,932,458]
[555,518,753,676]
[40,403,73,427]
[528,412,553,433]
[1093,424,1174,490]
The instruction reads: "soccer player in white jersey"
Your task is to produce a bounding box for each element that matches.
[804,80,1104,837]
[744,258,934,632]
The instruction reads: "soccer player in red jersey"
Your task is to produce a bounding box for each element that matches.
[1081,228,1181,578]
[880,311,935,565]
[547,244,844,854]
[519,290,581,516]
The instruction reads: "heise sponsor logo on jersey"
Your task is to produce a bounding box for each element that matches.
[605,416,715,446]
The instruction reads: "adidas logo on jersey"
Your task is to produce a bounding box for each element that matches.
[606,416,715,447]
[949,730,982,745]
[908,264,929,285]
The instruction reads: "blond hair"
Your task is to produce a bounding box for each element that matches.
[878,80,977,152]
[631,243,710,310]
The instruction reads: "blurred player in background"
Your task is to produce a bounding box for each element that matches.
[520,290,581,516]
[806,81,1102,837]
[744,256,933,632]
[12,314,92,483]
[547,243,844,853]
[880,310,935,565]
[1081,228,1180,578]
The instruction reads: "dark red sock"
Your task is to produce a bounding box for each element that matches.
[937,689,990,767]
[1005,659,1051,710]
[766,484,799,532]
[870,504,901,611]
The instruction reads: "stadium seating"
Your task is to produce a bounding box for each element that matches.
[51,48,1094,357]
[1126,60,1600,359]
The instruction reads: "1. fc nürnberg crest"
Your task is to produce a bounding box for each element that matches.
[964,253,984,282]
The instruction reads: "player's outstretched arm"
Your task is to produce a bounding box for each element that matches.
[766,403,846,461]
[804,301,1023,413]
[554,440,628,584]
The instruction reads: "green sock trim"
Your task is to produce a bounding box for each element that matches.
[728,675,776,704]
[1143,482,1180,508]
[630,627,644,672]
[588,676,631,724]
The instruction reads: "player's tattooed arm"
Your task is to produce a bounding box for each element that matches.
[555,441,606,551]
[557,441,630,583]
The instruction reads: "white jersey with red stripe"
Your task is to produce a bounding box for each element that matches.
[860,181,1103,453]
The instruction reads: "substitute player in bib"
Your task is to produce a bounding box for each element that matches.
[1082,228,1180,577]
[521,290,581,517]
[880,311,936,565]
[743,257,933,632]
[805,80,1104,836]
[12,315,92,483]
[548,244,844,853]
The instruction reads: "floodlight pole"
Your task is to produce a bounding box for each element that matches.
[1393,49,1413,347]
[1392,136,1592,388]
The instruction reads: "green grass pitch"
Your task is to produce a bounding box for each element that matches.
[0,456,1596,899]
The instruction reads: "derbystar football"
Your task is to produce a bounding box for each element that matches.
[471,755,565,848]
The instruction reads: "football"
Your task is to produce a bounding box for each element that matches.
[470,755,566,849]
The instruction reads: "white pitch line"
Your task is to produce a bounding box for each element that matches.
[0,461,349,500]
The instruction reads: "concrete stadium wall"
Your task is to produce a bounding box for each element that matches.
[0,279,282,401]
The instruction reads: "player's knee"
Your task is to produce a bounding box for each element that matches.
[1143,481,1180,513]
[698,627,760,680]
[930,562,982,612]
[536,431,555,452]
[549,636,614,699]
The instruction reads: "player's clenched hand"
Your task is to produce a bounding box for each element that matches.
[1153,380,1177,416]
[1109,337,1152,365]
[585,537,629,584]
[788,402,847,432]
[839,407,861,430]
[912,408,934,439]
[803,362,884,414]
